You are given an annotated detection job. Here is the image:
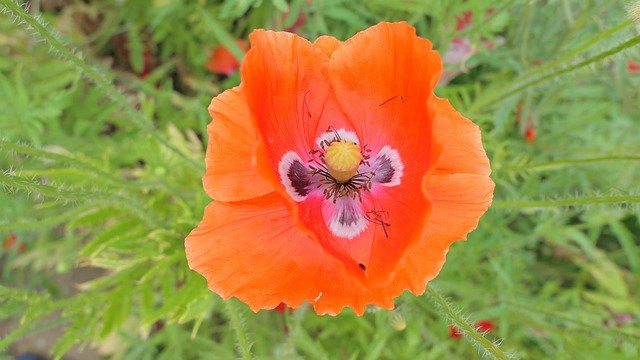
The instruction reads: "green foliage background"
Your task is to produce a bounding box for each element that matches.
[1,0,639,359]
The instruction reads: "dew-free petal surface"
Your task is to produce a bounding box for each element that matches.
[243,30,363,279]
[242,30,332,161]
[188,23,494,315]
[327,22,441,284]
[203,88,273,202]
[428,97,492,177]
[389,97,494,295]
[328,22,442,154]
[185,193,398,315]
[314,35,342,57]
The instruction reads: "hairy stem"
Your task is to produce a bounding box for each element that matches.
[493,195,640,209]
[504,155,640,173]
[470,33,640,111]
[0,0,202,171]
[426,286,510,360]
[225,299,253,360]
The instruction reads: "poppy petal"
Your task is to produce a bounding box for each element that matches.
[189,23,494,315]
[327,22,441,284]
[328,22,442,154]
[390,98,494,294]
[427,97,492,177]
[371,146,404,186]
[324,196,368,239]
[314,35,342,57]
[423,97,493,243]
[203,88,273,201]
[241,30,362,277]
[242,29,334,164]
[185,193,397,315]
[278,151,313,201]
[423,172,494,243]
[362,180,431,285]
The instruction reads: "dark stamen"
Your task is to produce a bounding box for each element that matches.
[364,209,391,238]
[307,128,377,203]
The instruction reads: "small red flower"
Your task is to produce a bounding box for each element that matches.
[475,320,496,332]
[482,40,495,50]
[3,234,24,252]
[3,234,16,249]
[449,319,496,340]
[449,324,463,340]
[206,40,249,76]
[627,59,640,73]
[524,124,537,144]
[455,11,473,31]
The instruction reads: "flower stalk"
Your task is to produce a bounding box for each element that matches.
[493,195,640,209]
[426,286,510,360]
[225,299,253,360]
[0,0,202,171]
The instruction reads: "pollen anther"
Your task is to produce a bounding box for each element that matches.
[324,140,362,183]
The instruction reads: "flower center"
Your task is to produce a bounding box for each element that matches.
[278,128,404,239]
[324,140,362,183]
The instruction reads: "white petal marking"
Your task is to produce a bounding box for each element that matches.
[372,146,404,186]
[327,197,368,239]
[315,128,360,148]
[278,151,311,202]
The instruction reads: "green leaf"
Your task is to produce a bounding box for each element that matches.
[128,25,145,73]
[201,12,245,60]
[272,0,289,13]
[101,283,134,338]
[609,220,640,275]
[79,220,146,257]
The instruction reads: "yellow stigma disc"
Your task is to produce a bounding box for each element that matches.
[324,140,362,183]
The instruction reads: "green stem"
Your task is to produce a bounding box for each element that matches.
[225,299,253,360]
[201,10,245,60]
[425,286,510,360]
[505,299,640,340]
[0,0,202,171]
[493,195,640,209]
[0,171,159,227]
[0,139,135,188]
[470,32,640,112]
[504,155,640,173]
[522,19,633,82]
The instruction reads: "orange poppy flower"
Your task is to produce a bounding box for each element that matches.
[186,22,494,315]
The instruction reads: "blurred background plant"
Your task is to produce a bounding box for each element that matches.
[1,0,639,359]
